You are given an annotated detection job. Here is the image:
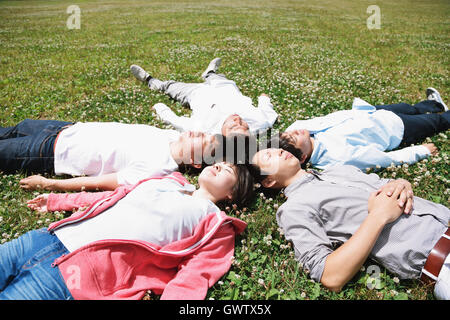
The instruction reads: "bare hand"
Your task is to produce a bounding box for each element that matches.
[422,143,438,155]
[368,189,404,224]
[376,178,414,214]
[19,175,50,191]
[27,194,49,213]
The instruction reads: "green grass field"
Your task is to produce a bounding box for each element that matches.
[0,0,449,300]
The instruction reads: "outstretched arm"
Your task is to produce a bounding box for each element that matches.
[339,143,435,171]
[20,173,119,192]
[27,190,114,212]
[153,103,195,132]
[257,94,278,126]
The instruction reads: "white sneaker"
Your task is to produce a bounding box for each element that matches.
[130,64,150,83]
[426,87,448,111]
[201,58,222,79]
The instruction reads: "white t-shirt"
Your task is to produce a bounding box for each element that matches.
[54,122,180,185]
[54,178,219,252]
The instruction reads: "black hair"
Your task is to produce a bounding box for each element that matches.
[228,164,255,208]
[214,133,258,166]
[270,132,307,169]
[178,134,229,173]
[215,133,257,208]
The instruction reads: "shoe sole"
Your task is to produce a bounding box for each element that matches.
[201,58,222,79]
[130,65,148,82]
[426,87,448,111]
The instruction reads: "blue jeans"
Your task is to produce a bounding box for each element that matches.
[0,228,73,300]
[0,119,72,174]
[375,100,450,146]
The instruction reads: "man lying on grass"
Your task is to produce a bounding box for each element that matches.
[0,119,227,191]
[130,58,278,137]
[273,87,449,171]
[0,162,254,300]
[249,147,450,299]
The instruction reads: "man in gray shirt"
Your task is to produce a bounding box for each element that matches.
[250,147,449,299]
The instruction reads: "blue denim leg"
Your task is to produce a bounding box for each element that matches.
[0,228,73,300]
[0,119,71,139]
[0,119,72,174]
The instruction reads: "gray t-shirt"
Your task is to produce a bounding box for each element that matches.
[277,165,449,282]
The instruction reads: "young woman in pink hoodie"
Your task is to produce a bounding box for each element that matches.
[0,162,254,300]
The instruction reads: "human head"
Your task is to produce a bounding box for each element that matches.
[172,131,223,170]
[221,114,250,136]
[198,162,255,208]
[277,129,314,166]
[215,133,257,166]
[249,147,302,190]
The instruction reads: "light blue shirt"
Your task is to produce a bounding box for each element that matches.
[285,98,430,170]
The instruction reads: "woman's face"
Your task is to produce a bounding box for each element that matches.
[198,162,237,202]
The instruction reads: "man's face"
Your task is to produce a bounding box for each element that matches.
[178,131,218,166]
[252,148,300,185]
[280,129,313,161]
[221,114,250,136]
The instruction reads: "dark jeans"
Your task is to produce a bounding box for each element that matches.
[0,119,72,174]
[375,100,450,146]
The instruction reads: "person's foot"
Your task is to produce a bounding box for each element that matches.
[426,87,448,111]
[130,64,151,83]
[201,58,222,79]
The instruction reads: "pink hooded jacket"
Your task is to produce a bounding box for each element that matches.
[46,172,247,300]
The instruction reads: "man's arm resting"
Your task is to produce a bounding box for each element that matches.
[320,190,403,292]
[320,212,386,292]
[20,173,119,192]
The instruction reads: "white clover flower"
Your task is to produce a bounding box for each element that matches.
[393,277,400,284]
[258,279,265,286]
